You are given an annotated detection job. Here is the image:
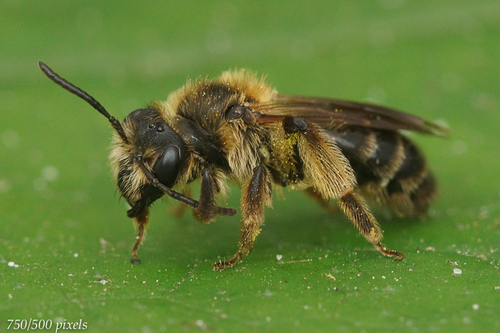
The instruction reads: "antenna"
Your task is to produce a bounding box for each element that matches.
[38,61,129,143]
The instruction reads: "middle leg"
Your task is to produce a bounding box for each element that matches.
[213,165,272,270]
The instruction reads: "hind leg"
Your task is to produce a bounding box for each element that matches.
[338,191,404,259]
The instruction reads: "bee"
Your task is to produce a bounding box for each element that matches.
[38,62,448,270]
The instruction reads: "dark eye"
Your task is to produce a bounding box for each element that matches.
[153,146,181,188]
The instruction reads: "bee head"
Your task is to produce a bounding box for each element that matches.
[122,108,188,189]
[112,107,190,217]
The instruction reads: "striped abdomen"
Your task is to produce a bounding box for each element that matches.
[325,126,436,216]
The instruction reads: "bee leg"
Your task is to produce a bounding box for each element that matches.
[130,208,149,264]
[338,191,404,259]
[194,167,218,222]
[213,165,272,270]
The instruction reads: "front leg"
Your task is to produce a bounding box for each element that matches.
[130,208,150,264]
[194,166,219,222]
[213,165,272,270]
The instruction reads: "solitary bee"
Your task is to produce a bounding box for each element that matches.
[39,62,447,270]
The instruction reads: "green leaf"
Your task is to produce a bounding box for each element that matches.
[1,1,499,332]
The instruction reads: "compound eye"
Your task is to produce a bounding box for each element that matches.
[153,146,181,188]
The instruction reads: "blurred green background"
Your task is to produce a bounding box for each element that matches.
[1,1,499,332]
